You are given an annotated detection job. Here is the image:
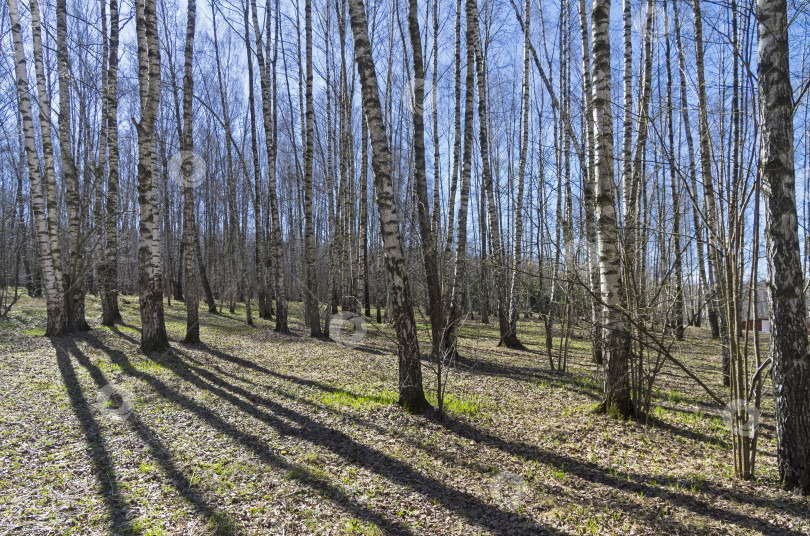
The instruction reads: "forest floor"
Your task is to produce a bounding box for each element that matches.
[1,294,809,535]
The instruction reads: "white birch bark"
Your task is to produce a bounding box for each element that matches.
[134,0,169,352]
[181,0,199,343]
[100,0,122,326]
[758,0,810,493]
[250,0,288,333]
[508,0,530,334]
[8,0,66,336]
[304,0,321,336]
[592,0,632,417]
[347,0,431,413]
[56,0,89,332]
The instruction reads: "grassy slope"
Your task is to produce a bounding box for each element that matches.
[0,293,808,535]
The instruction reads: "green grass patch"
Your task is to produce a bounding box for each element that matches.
[318,388,398,411]
[429,391,486,417]
[23,327,46,337]
[343,518,384,535]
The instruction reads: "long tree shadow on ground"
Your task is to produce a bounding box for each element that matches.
[450,351,602,401]
[81,334,448,535]
[88,330,566,535]
[53,338,134,535]
[434,415,809,534]
[87,326,810,535]
[450,344,746,450]
[54,337,240,535]
[193,339,809,535]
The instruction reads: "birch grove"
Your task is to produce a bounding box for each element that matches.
[3,0,810,493]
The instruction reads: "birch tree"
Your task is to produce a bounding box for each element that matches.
[508,0,530,339]
[444,0,474,358]
[578,0,602,364]
[181,0,199,343]
[100,0,122,326]
[347,0,431,413]
[242,0,270,320]
[134,0,170,352]
[620,0,635,277]
[758,0,810,493]
[407,0,444,360]
[468,0,524,350]
[250,0,288,333]
[56,0,89,332]
[304,0,321,336]
[9,0,66,336]
[664,0,684,340]
[672,0,708,330]
[592,0,632,417]
[694,0,727,355]
[442,0,463,313]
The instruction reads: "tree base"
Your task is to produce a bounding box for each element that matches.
[499,335,528,351]
[69,319,91,332]
[182,333,200,344]
[596,399,633,420]
[100,311,122,327]
[275,324,290,335]
[398,391,432,414]
[140,339,170,354]
[780,475,810,496]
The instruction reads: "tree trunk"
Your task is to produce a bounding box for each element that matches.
[242,1,270,320]
[359,110,371,318]
[174,238,185,301]
[508,0,530,338]
[94,0,110,311]
[134,0,169,353]
[195,230,217,313]
[442,0,463,313]
[431,0,442,273]
[347,0,431,413]
[592,0,632,418]
[181,0,199,343]
[479,171,489,325]
[673,0,707,331]
[32,0,69,336]
[620,0,635,284]
[468,0,523,349]
[323,3,335,335]
[578,0,602,364]
[212,0,246,323]
[444,0,473,357]
[758,0,810,494]
[408,0,444,360]
[100,0,122,326]
[250,0,288,333]
[627,0,655,309]
[665,0,684,340]
[694,0,728,380]
[57,0,89,332]
[303,0,321,336]
[9,0,67,336]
